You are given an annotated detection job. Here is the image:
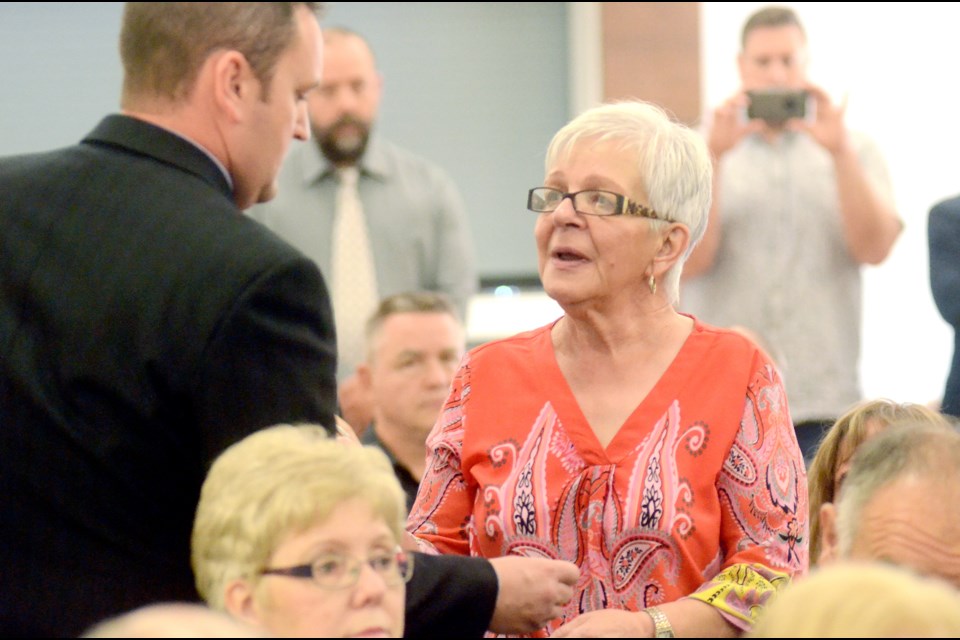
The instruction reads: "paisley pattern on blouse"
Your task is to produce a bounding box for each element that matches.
[408,321,807,635]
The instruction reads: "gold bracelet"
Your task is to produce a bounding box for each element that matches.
[645,606,675,638]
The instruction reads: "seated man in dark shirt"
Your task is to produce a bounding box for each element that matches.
[355,292,465,512]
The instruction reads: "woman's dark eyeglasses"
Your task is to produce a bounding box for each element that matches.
[527,187,670,221]
[260,547,413,590]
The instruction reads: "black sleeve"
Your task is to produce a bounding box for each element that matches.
[404,553,498,638]
[194,255,339,461]
[930,199,960,416]
[930,200,960,327]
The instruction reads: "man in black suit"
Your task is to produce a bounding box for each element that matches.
[0,3,575,637]
[0,3,338,635]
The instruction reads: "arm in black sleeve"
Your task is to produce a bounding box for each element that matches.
[930,199,960,326]
[930,199,960,416]
[404,553,498,638]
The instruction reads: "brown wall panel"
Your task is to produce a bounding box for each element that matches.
[602,2,701,125]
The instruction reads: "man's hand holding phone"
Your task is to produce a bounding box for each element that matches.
[792,83,851,156]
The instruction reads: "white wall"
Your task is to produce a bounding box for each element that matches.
[700,2,958,405]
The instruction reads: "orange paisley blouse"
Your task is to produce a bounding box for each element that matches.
[408,318,808,635]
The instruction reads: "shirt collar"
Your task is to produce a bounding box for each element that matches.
[163,127,234,189]
[360,425,405,472]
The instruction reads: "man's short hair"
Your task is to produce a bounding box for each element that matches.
[320,25,376,63]
[806,399,950,563]
[834,421,960,555]
[120,2,324,104]
[741,5,806,49]
[364,291,461,359]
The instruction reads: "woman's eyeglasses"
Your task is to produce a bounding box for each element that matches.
[527,187,670,221]
[261,546,413,590]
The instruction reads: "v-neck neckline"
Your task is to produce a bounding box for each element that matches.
[535,315,706,464]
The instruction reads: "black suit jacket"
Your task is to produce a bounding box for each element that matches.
[0,115,339,636]
[0,115,498,637]
[930,196,960,416]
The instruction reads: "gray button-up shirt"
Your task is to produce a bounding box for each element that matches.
[249,137,478,379]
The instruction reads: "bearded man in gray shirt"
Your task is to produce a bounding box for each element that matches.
[249,26,477,384]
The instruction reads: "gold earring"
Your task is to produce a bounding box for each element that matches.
[648,275,656,295]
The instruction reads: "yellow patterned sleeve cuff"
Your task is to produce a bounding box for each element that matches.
[687,563,792,631]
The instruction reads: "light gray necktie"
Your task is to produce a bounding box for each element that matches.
[331,166,379,376]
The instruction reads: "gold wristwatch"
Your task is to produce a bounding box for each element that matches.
[644,606,675,638]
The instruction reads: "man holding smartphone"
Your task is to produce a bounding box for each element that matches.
[682,5,903,464]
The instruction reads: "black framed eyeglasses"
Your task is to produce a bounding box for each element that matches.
[527,187,669,221]
[260,546,413,590]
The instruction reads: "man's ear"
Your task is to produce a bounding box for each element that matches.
[818,502,840,564]
[211,50,254,123]
[223,578,261,627]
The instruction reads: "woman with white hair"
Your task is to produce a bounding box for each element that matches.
[192,424,408,638]
[409,100,807,637]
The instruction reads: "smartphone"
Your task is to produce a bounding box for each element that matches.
[746,89,809,124]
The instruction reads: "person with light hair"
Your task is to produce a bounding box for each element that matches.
[409,99,807,638]
[192,424,409,637]
[82,602,264,638]
[747,562,960,638]
[806,398,951,564]
[817,421,960,588]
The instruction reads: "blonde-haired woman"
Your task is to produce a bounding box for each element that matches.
[192,424,408,638]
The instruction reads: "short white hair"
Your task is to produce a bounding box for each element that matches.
[545,100,712,304]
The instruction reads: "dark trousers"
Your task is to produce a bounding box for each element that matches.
[794,419,834,468]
